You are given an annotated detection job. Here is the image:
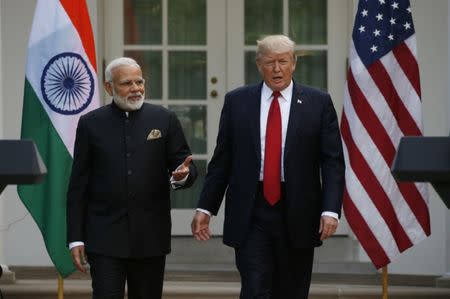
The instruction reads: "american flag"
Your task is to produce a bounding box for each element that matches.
[341,0,430,269]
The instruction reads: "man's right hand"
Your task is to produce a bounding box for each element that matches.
[191,211,212,241]
[71,245,88,273]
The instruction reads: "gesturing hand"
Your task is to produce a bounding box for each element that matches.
[172,155,193,181]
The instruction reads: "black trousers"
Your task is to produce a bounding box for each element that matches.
[235,183,315,299]
[88,252,166,299]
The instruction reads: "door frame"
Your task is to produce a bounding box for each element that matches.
[102,0,351,236]
[225,0,351,235]
[103,0,226,235]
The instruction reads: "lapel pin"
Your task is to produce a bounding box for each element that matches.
[297,99,302,104]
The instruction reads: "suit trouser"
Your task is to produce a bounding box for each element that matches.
[235,183,314,299]
[88,252,166,299]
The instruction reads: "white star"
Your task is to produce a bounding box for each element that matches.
[392,2,399,9]
[407,6,412,13]
[379,0,386,4]
[376,13,383,21]
[370,45,378,52]
[373,29,381,37]
[390,18,396,25]
[388,34,394,40]
[358,25,365,33]
[404,22,411,30]
[361,9,369,17]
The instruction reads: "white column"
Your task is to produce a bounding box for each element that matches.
[0,0,5,265]
[440,0,450,287]
[0,0,15,283]
[439,208,450,286]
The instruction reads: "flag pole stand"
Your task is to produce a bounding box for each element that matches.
[382,265,388,299]
[58,274,64,299]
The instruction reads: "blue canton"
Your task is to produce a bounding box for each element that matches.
[353,0,415,67]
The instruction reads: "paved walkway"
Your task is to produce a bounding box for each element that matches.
[1,279,450,299]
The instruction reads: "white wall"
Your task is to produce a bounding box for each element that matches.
[0,0,99,266]
[387,0,450,275]
[0,0,449,276]
[0,0,46,266]
[447,0,450,279]
[0,0,5,267]
[1,0,51,265]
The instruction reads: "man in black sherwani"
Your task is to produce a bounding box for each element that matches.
[67,57,197,299]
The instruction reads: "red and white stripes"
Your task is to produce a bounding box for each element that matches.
[341,36,430,269]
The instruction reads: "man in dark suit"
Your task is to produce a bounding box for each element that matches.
[191,35,345,298]
[67,57,197,299]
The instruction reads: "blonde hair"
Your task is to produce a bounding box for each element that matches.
[256,35,296,62]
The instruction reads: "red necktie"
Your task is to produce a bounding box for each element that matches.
[263,91,282,205]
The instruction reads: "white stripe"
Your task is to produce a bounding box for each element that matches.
[349,42,403,149]
[380,49,423,132]
[342,141,399,262]
[343,82,427,243]
[28,0,70,47]
[396,36,430,208]
[25,0,99,157]
[405,35,418,58]
[416,182,429,205]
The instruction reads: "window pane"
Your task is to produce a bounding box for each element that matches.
[169,51,206,99]
[124,0,162,45]
[168,0,206,45]
[169,105,207,154]
[295,50,327,91]
[245,0,282,45]
[125,51,163,100]
[245,51,260,85]
[289,0,327,44]
[171,159,206,209]
[245,50,327,91]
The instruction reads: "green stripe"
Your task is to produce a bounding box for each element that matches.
[17,79,76,277]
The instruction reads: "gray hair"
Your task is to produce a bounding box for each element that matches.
[256,35,296,62]
[105,57,141,82]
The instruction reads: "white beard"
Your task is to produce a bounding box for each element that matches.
[113,91,145,111]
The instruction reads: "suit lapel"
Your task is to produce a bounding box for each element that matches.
[284,82,307,163]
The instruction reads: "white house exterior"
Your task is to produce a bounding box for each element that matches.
[0,0,448,281]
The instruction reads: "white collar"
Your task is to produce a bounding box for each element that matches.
[261,81,293,103]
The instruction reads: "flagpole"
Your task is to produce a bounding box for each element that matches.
[382,265,388,299]
[58,274,64,299]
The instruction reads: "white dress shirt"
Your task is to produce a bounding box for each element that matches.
[197,81,338,222]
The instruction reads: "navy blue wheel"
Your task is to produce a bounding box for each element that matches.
[41,52,94,115]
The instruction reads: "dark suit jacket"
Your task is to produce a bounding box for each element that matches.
[67,101,197,258]
[198,82,345,249]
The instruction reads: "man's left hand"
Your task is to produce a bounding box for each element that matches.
[172,155,193,181]
[319,215,338,241]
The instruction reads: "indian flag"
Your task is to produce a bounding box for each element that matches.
[17,0,100,277]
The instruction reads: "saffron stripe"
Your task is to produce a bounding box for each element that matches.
[60,0,97,71]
